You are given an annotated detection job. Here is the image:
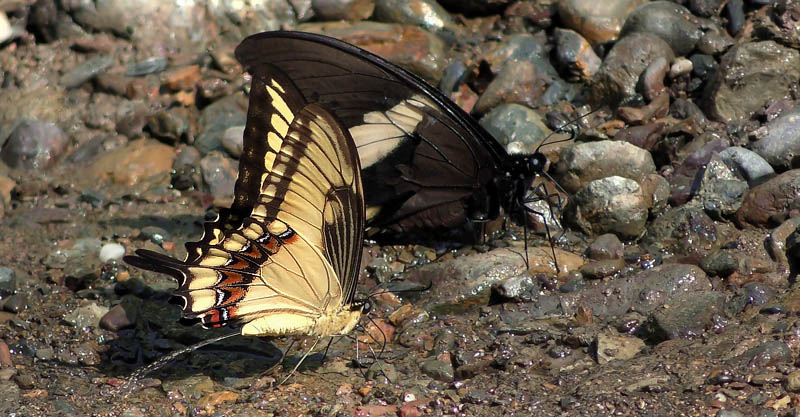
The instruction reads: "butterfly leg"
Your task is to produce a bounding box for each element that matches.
[280,337,321,385]
[261,337,296,377]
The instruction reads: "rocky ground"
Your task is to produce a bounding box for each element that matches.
[1,0,800,416]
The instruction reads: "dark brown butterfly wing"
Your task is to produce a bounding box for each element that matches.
[125,72,364,331]
[235,31,506,238]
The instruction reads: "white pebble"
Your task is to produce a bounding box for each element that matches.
[99,243,125,263]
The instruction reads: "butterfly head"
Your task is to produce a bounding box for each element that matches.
[505,152,548,179]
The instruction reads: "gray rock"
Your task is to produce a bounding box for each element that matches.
[64,302,109,328]
[479,104,553,154]
[373,0,459,42]
[60,54,114,89]
[620,1,703,56]
[704,41,800,122]
[1,120,69,170]
[99,304,136,331]
[557,140,656,193]
[35,347,55,361]
[200,151,239,205]
[579,258,626,279]
[491,275,538,302]
[718,146,774,186]
[595,331,645,363]
[553,28,601,82]
[651,290,726,340]
[482,34,559,82]
[586,233,624,260]
[644,206,738,261]
[0,267,16,296]
[312,0,375,21]
[695,156,749,218]
[221,125,245,158]
[700,250,739,278]
[558,0,648,45]
[125,57,168,77]
[726,283,776,315]
[195,95,248,155]
[145,108,192,145]
[3,294,26,313]
[569,176,648,239]
[728,340,792,368]
[592,32,675,105]
[751,107,800,172]
[474,60,545,114]
[140,226,169,245]
[419,358,454,382]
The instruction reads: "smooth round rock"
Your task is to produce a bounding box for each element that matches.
[569,176,648,239]
[586,233,624,260]
[718,146,774,186]
[557,140,656,193]
[620,1,703,56]
[1,120,68,170]
[479,103,553,154]
[736,169,800,226]
[751,107,800,172]
[553,28,601,82]
[99,243,125,263]
[558,0,647,44]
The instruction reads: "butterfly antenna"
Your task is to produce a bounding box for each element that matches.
[534,108,598,154]
[115,331,240,397]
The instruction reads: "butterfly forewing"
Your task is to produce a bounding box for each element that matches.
[125,71,364,336]
[236,32,504,236]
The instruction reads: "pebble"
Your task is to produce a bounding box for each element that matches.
[0,12,10,44]
[553,28,601,82]
[705,41,800,122]
[619,1,702,56]
[751,107,800,172]
[645,206,738,261]
[651,290,726,340]
[569,176,648,239]
[64,302,109,328]
[60,54,114,89]
[669,57,693,79]
[200,151,239,207]
[473,60,544,114]
[312,0,375,21]
[35,347,55,361]
[220,125,245,158]
[479,104,553,154]
[591,32,674,105]
[595,331,645,363]
[420,359,454,382]
[99,243,125,263]
[145,108,192,145]
[491,275,537,302]
[84,140,175,186]
[0,341,11,367]
[586,234,624,260]
[195,94,248,155]
[558,140,656,194]
[482,34,559,81]
[737,170,800,227]
[700,250,739,278]
[0,267,16,296]
[579,258,626,279]
[718,146,774,186]
[730,340,791,368]
[557,0,646,44]
[3,294,27,314]
[373,0,458,41]
[1,120,69,170]
[695,156,748,219]
[639,57,668,102]
[125,57,168,77]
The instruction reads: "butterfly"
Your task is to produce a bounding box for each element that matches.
[124,68,367,348]
[235,31,563,244]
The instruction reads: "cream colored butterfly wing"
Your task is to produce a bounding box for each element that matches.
[125,70,365,337]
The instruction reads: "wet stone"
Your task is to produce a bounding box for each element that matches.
[13,373,34,389]
[373,0,458,41]
[591,32,674,105]
[0,341,11,367]
[729,340,792,369]
[100,304,136,331]
[64,302,109,328]
[553,28,600,82]
[737,169,800,227]
[491,275,538,302]
[785,371,800,392]
[557,0,646,44]
[85,140,175,187]
[751,107,800,172]
[140,226,168,245]
[145,108,192,145]
[568,176,648,239]
[579,258,625,279]
[704,41,800,123]
[418,358,453,382]
[644,206,738,261]
[479,104,553,154]
[312,0,375,21]
[716,410,744,417]
[3,294,27,313]
[35,347,55,361]
[200,151,238,207]
[60,54,114,89]
[586,234,624,260]
[0,267,16,296]
[696,156,749,219]
[474,60,545,114]
[651,290,726,340]
[595,331,645,364]
[1,120,69,170]
[125,57,168,77]
[74,343,101,366]
[700,250,739,278]
[557,140,656,193]
[483,34,559,82]
[639,57,668,102]
[620,1,702,56]
[718,146,774,187]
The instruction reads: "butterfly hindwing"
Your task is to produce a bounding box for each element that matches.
[125,73,364,336]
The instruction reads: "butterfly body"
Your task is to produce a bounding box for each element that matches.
[235,31,556,242]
